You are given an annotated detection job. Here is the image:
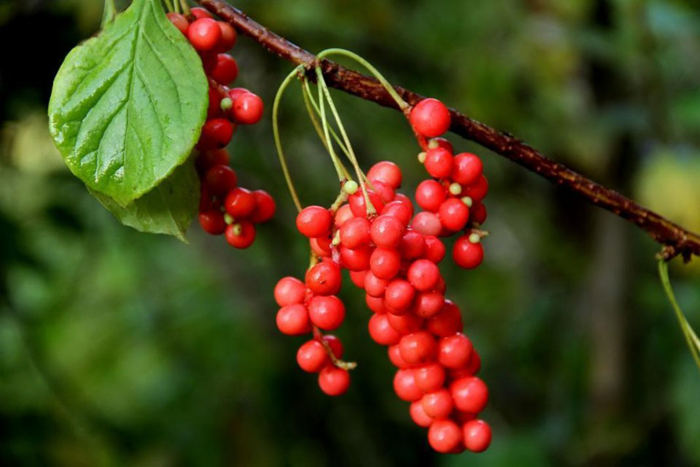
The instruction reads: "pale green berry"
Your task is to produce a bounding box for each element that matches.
[468,233,481,244]
[418,152,427,164]
[344,180,359,195]
[220,97,233,111]
[461,196,473,207]
[449,183,462,196]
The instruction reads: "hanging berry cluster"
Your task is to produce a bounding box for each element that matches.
[167,8,275,248]
[273,72,492,453]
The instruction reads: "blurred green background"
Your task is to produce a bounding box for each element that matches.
[1,0,700,465]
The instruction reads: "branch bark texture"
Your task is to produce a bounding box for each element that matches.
[198,0,700,262]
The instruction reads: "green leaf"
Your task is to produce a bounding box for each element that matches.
[49,0,208,207]
[102,0,117,26]
[92,161,200,242]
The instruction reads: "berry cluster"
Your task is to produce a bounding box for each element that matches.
[168,9,275,248]
[274,94,492,454]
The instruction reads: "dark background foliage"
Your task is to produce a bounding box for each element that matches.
[1,0,699,465]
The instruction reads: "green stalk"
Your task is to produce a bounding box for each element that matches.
[102,0,117,25]
[273,67,304,212]
[179,0,191,15]
[658,260,700,373]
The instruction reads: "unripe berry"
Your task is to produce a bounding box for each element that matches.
[410,98,451,138]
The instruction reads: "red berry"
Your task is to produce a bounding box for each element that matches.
[427,301,463,337]
[462,175,488,202]
[318,366,350,396]
[414,363,446,393]
[349,269,366,288]
[431,137,453,153]
[276,304,310,335]
[334,204,355,228]
[393,369,422,402]
[463,419,492,453]
[308,295,345,331]
[452,153,483,186]
[166,12,189,35]
[199,118,234,149]
[274,277,306,306]
[423,236,446,263]
[399,331,437,365]
[428,419,462,453]
[339,217,371,249]
[232,92,264,125]
[400,231,426,259]
[384,279,416,313]
[340,245,372,271]
[225,187,256,219]
[415,180,446,212]
[410,98,451,138]
[438,333,473,369]
[368,313,401,345]
[364,272,389,298]
[216,21,237,51]
[424,147,454,179]
[188,18,222,52]
[206,86,224,119]
[349,190,385,217]
[225,221,256,249]
[371,180,396,204]
[305,261,342,296]
[388,345,410,369]
[198,210,226,235]
[421,389,454,419]
[452,237,484,269]
[407,259,441,292]
[394,193,415,217]
[250,190,276,223]
[381,201,412,226]
[451,377,489,413]
[367,161,402,189]
[323,335,344,359]
[413,291,446,319]
[365,294,388,314]
[204,164,237,197]
[471,201,487,225]
[297,340,329,373]
[410,400,434,428]
[370,215,405,249]
[411,212,442,237]
[190,7,213,19]
[438,198,469,232]
[369,248,402,280]
[465,350,482,375]
[387,313,423,334]
[196,148,229,173]
[296,206,332,238]
[210,54,239,85]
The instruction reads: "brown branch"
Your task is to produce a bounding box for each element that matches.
[198,0,700,262]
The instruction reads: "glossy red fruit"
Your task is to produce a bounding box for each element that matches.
[216,21,237,51]
[190,7,213,19]
[394,193,415,217]
[423,236,446,264]
[410,400,434,427]
[388,345,410,369]
[428,419,463,453]
[225,221,256,249]
[199,118,234,149]
[470,201,487,225]
[188,18,222,51]
[308,295,345,331]
[366,294,388,314]
[463,419,492,453]
[386,313,423,334]
[462,175,489,202]
[427,301,463,337]
[274,277,306,307]
[368,313,402,345]
[349,190,385,217]
[196,148,229,173]
[367,161,402,189]
[349,269,366,288]
[199,210,226,235]
[407,259,441,292]
[452,153,483,186]
[324,335,344,359]
[393,369,422,402]
[231,92,264,125]
[399,331,437,365]
[410,98,451,138]
[370,215,405,249]
[422,389,454,419]
[431,137,454,153]
[465,350,482,375]
[297,340,329,373]
[210,54,239,85]
[364,272,389,298]
[370,248,402,280]
[453,237,484,269]
[400,231,426,259]
[334,204,355,228]
[424,147,454,179]
[305,261,342,296]
[384,279,416,312]
[451,376,489,413]
[250,190,276,223]
[204,165,237,197]
[339,217,371,249]
[438,333,473,369]
[206,86,224,119]
[415,180,446,212]
[414,291,446,318]
[411,212,442,237]
[439,198,469,232]
[225,187,256,218]
[318,366,350,396]
[296,206,332,238]
[414,363,446,394]
[276,304,310,335]
[166,12,189,35]
[340,245,372,271]
[381,201,412,226]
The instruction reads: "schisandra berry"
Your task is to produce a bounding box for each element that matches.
[305,261,342,296]
[210,54,239,85]
[276,304,311,336]
[463,420,492,453]
[216,21,237,51]
[452,236,484,269]
[452,153,483,186]
[451,376,489,413]
[308,295,345,331]
[188,18,222,52]
[393,369,423,402]
[297,340,329,373]
[424,147,454,179]
[232,92,264,125]
[421,388,454,419]
[204,165,237,196]
[225,221,256,249]
[428,419,462,453]
[199,211,226,235]
[410,400,434,428]
[225,187,256,218]
[250,190,276,223]
[410,98,451,138]
[318,366,350,396]
[190,7,213,20]
[368,161,402,189]
[438,333,473,369]
[167,12,189,35]
[274,277,306,306]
